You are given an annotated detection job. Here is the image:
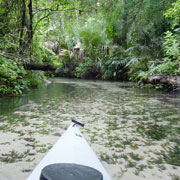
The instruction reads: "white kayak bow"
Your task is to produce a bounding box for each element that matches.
[27,122,112,180]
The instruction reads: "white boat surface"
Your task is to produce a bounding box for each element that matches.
[27,122,112,180]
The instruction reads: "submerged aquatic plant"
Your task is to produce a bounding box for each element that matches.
[100,152,117,164]
[0,150,30,163]
[164,142,180,166]
[145,124,169,140]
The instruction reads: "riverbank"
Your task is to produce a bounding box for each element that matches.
[143,75,180,92]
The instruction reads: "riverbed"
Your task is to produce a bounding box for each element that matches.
[0,78,180,180]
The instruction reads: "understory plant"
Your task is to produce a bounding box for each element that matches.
[99,47,130,80]
[0,55,46,96]
[77,17,110,57]
[0,55,28,95]
[137,31,180,82]
[136,0,180,82]
[74,57,97,78]
[32,36,59,65]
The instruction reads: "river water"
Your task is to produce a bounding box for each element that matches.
[0,78,180,180]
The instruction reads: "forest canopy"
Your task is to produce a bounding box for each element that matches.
[0,0,180,95]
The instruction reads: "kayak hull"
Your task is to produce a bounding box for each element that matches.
[27,124,111,180]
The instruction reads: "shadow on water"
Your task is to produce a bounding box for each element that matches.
[0,83,77,115]
[0,80,96,116]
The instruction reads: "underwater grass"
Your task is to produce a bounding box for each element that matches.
[0,150,30,163]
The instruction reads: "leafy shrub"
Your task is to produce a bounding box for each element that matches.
[78,18,109,47]
[0,34,19,54]
[39,45,58,65]
[163,31,180,60]
[164,0,180,29]
[74,58,97,78]
[32,36,59,65]
[135,30,180,84]
[74,64,87,78]
[0,55,46,96]
[0,55,28,95]
[99,47,129,80]
[25,71,46,88]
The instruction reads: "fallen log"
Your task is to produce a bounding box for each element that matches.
[144,75,180,91]
[23,63,57,71]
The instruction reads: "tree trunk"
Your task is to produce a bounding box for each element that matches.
[24,63,57,71]
[28,0,33,45]
[28,0,33,58]
[19,0,26,55]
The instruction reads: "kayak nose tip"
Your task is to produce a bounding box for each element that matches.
[72,119,85,127]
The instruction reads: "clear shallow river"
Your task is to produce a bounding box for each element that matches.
[0,78,180,180]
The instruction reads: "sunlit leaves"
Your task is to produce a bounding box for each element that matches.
[0,55,28,95]
[78,18,109,48]
[163,31,180,59]
[164,0,180,29]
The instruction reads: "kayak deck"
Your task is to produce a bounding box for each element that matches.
[27,123,112,180]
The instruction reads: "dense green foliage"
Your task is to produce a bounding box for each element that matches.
[0,0,180,95]
[0,55,46,95]
[47,0,179,82]
[0,55,28,95]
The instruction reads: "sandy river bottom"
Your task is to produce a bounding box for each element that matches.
[0,78,180,180]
